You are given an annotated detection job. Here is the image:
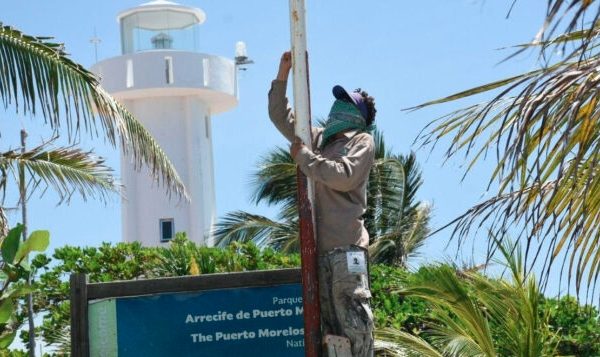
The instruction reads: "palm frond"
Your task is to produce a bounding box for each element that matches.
[367,140,430,267]
[407,68,544,110]
[376,328,443,357]
[401,202,432,263]
[0,207,7,237]
[381,240,560,357]
[398,265,497,357]
[250,147,298,221]
[0,24,186,198]
[213,211,297,251]
[366,156,405,239]
[0,144,118,203]
[41,324,70,355]
[468,238,558,356]
[429,327,489,357]
[500,2,600,67]
[413,5,600,293]
[433,170,599,296]
[536,1,599,54]
[365,131,405,239]
[397,153,423,219]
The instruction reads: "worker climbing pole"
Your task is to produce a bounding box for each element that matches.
[288,1,321,356]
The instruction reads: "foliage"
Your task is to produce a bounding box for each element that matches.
[543,296,600,356]
[376,241,563,357]
[0,225,49,349]
[367,149,431,267]
[214,209,299,253]
[412,1,600,294]
[0,24,185,198]
[0,142,118,207]
[2,237,596,355]
[375,264,600,356]
[0,24,189,353]
[214,130,430,267]
[375,275,600,357]
[373,265,600,356]
[370,265,429,332]
[0,350,38,357]
[213,147,301,252]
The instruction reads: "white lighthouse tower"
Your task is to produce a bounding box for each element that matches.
[92,1,238,246]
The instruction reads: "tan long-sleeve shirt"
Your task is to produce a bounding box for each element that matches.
[268,79,374,253]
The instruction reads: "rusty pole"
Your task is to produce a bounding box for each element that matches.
[289,0,321,356]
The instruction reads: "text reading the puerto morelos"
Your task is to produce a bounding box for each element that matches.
[185,295,304,348]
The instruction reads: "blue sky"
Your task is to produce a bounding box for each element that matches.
[2,1,545,268]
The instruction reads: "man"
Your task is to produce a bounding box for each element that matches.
[268,51,376,357]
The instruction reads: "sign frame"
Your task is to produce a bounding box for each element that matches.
[70,268,301,357]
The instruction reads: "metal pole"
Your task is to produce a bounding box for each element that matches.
[289,1,321,356]
[20,130,36,357]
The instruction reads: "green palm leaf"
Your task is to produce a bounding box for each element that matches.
[0,144,118,203]
[399,202,431,263]
[413,2,600,294]
[0,24,186,198]
[250,147,298,221]
[376,328,442,357]
[213,211,298,252]
[378,239,560,357]
[364,131,404,242]
[368,139,429,267]
[401,265,497,357]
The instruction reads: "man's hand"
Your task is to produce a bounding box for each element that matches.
[277,51,292,81]
[290,137,305,159]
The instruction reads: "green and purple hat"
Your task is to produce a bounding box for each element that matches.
[332,85,369,121]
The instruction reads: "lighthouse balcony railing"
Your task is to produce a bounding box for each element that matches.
[91,51,237,113]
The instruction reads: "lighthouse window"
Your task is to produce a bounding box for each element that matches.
[202,58,210,87]
[126,59,134,88]
[160,218,174,242]
[165,56,174,84]
[205,115,211,138]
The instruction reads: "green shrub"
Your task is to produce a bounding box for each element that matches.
[370,264,429,332]
[0,225,49,349]
[18,238,600,356]
[542,296,600,356]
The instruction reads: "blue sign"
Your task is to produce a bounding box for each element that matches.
[88,283,305,356]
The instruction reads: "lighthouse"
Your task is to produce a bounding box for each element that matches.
[92,1,238,246]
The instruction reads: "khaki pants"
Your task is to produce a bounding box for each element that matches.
[318,246,374,357]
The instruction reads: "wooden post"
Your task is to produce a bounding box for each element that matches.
[289,1,321,356]
[70,273,89,357]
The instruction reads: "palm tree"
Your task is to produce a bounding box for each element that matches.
[0,24,186,201]
[410,1,600,294]
[1,139,118,196]
[0,140,120,228]
[214,130,430,267]
[0,23,187,354]
[376,240,560,357]
[366,140,431,268]
[214,146,300,252]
